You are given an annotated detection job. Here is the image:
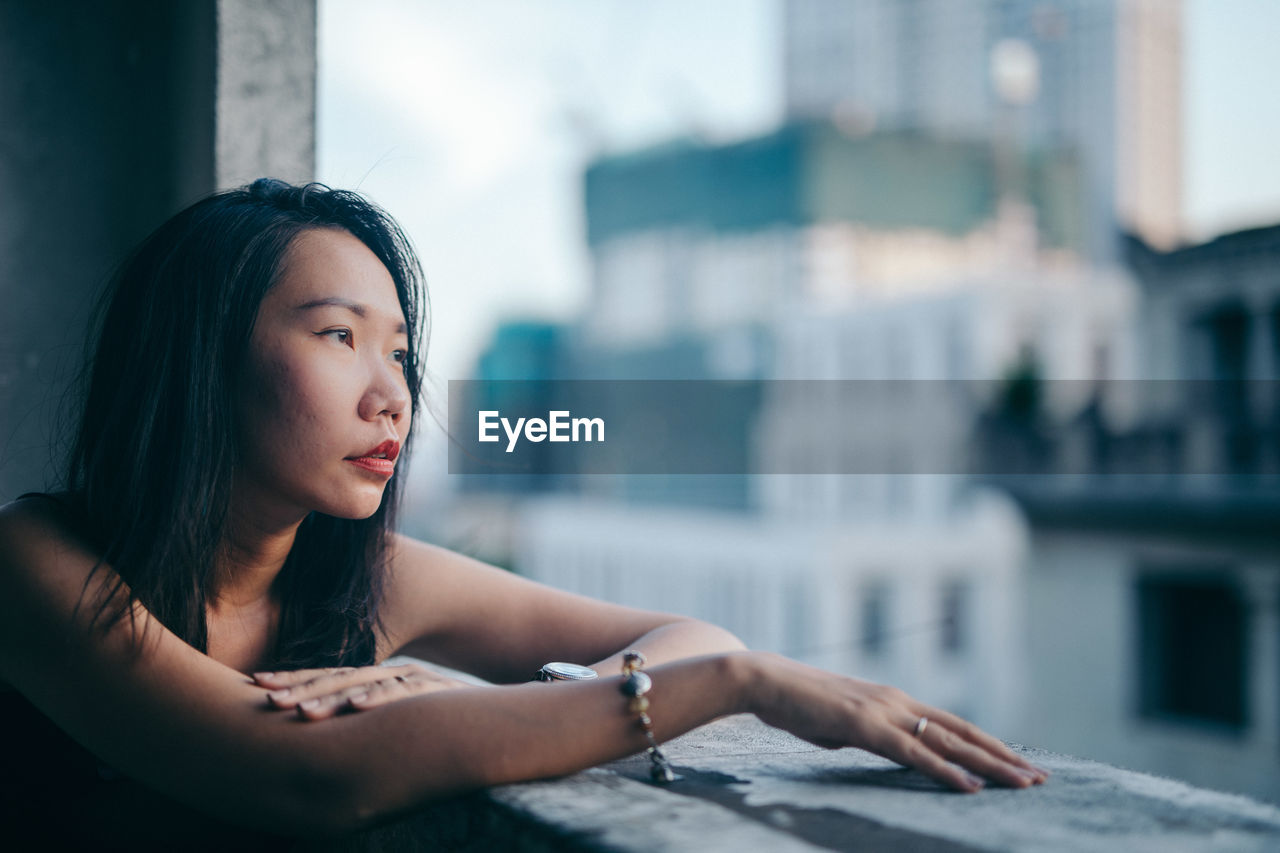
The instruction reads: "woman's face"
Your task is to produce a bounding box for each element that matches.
[234,227,413,522]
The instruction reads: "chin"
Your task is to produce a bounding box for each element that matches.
[316,489,388,521]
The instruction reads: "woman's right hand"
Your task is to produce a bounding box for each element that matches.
[742,652,1048,793]
[253,663,472,720]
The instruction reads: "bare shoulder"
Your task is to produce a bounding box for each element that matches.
[384,531,530,589]
[0,499,56,689]
[377,532,559,658]
[0,494,102,614]
[0,495,135,683]
[383,531,535,598]
[378,533,491,649]
[0,494,98,590]
[377,531,681,682]
[0,493,62,538]
[386,530,450,566]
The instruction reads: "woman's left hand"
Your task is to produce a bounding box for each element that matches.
[253,663,471,720]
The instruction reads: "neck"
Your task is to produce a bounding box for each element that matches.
[212,493,306,611]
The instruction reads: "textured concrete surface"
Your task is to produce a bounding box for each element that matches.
[216,0,316,188]
[0,2,316,501]
[329,715,1280,852]
[0,2,216,500]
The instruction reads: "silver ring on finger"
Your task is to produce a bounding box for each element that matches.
[913,716,929,738]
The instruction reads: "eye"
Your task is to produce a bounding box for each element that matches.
[390,349,408,366]
[319,328,352,346]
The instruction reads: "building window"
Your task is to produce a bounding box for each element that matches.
[860,581,891,657]
[1136,573,1248,730]
[940,579,969,655]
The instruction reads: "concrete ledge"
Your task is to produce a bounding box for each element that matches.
[307,715,1280,851]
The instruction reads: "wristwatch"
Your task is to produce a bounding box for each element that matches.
[533,662,599,682]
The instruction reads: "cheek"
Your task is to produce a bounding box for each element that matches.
[240,347,345,463]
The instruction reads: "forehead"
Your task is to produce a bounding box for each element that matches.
[266,227,405,323]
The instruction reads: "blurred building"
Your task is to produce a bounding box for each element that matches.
[450,6,1181,745]
[442,96,1144,731]
[582,123,1086,349]
[515,262,1134,733]
[759,268,1136,522]
[783,0,1183,256]
[993,223,1280,802]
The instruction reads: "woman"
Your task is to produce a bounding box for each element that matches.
[0,180,1046,844]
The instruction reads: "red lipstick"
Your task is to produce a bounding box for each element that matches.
[345,439,401,477]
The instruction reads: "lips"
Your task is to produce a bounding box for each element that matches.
[344,439,401,477]
[347,439,401,463]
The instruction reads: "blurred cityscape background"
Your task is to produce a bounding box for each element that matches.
[322,0,1279,804]
[0,0,1276,808]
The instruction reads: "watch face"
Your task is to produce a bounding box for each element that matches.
[539,662,599,681]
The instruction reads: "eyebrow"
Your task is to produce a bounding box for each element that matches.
[295,297,408,334]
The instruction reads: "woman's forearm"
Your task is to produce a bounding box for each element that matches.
[311,651,755,830]
[588,618,747,674]
[250,645,1050,834]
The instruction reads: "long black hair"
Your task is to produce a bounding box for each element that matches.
[64,179,427,668]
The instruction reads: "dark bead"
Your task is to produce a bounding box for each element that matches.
[621,671,652,697]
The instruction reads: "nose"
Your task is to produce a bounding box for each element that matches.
[358,357,411,425]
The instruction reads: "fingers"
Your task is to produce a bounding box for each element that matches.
[252,667,355,688]
[280,666,469,721]
[872,726,988,793]
[293,674,417,720]
[344,671,463,712]
[907,718,1041,789]
[254,663,425,711]
[297,667,468,720]
[907,704,1050,783]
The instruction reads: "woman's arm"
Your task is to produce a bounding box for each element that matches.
[260,533,1047,815]
[586,617,746,674]
[258,613,748,721]
[379,534,745,682]
[0,501,758,832]
[280,649,1047,831]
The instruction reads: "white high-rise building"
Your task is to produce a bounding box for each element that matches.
[783,0,1183,254]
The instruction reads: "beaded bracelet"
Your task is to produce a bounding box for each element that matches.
[620,650,679,784]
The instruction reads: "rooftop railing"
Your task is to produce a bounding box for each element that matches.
[311,715,1280,852]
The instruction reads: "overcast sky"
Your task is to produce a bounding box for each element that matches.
[318,0,1280,387]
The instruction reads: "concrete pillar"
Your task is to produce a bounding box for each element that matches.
[0,1,316,501]
[215,0,316,188]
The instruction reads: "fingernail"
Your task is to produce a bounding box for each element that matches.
[349,693,369,705]
[267,689,290,701]
[966,773,985,790]
[253,672,274,680]
[300,698,320,710]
